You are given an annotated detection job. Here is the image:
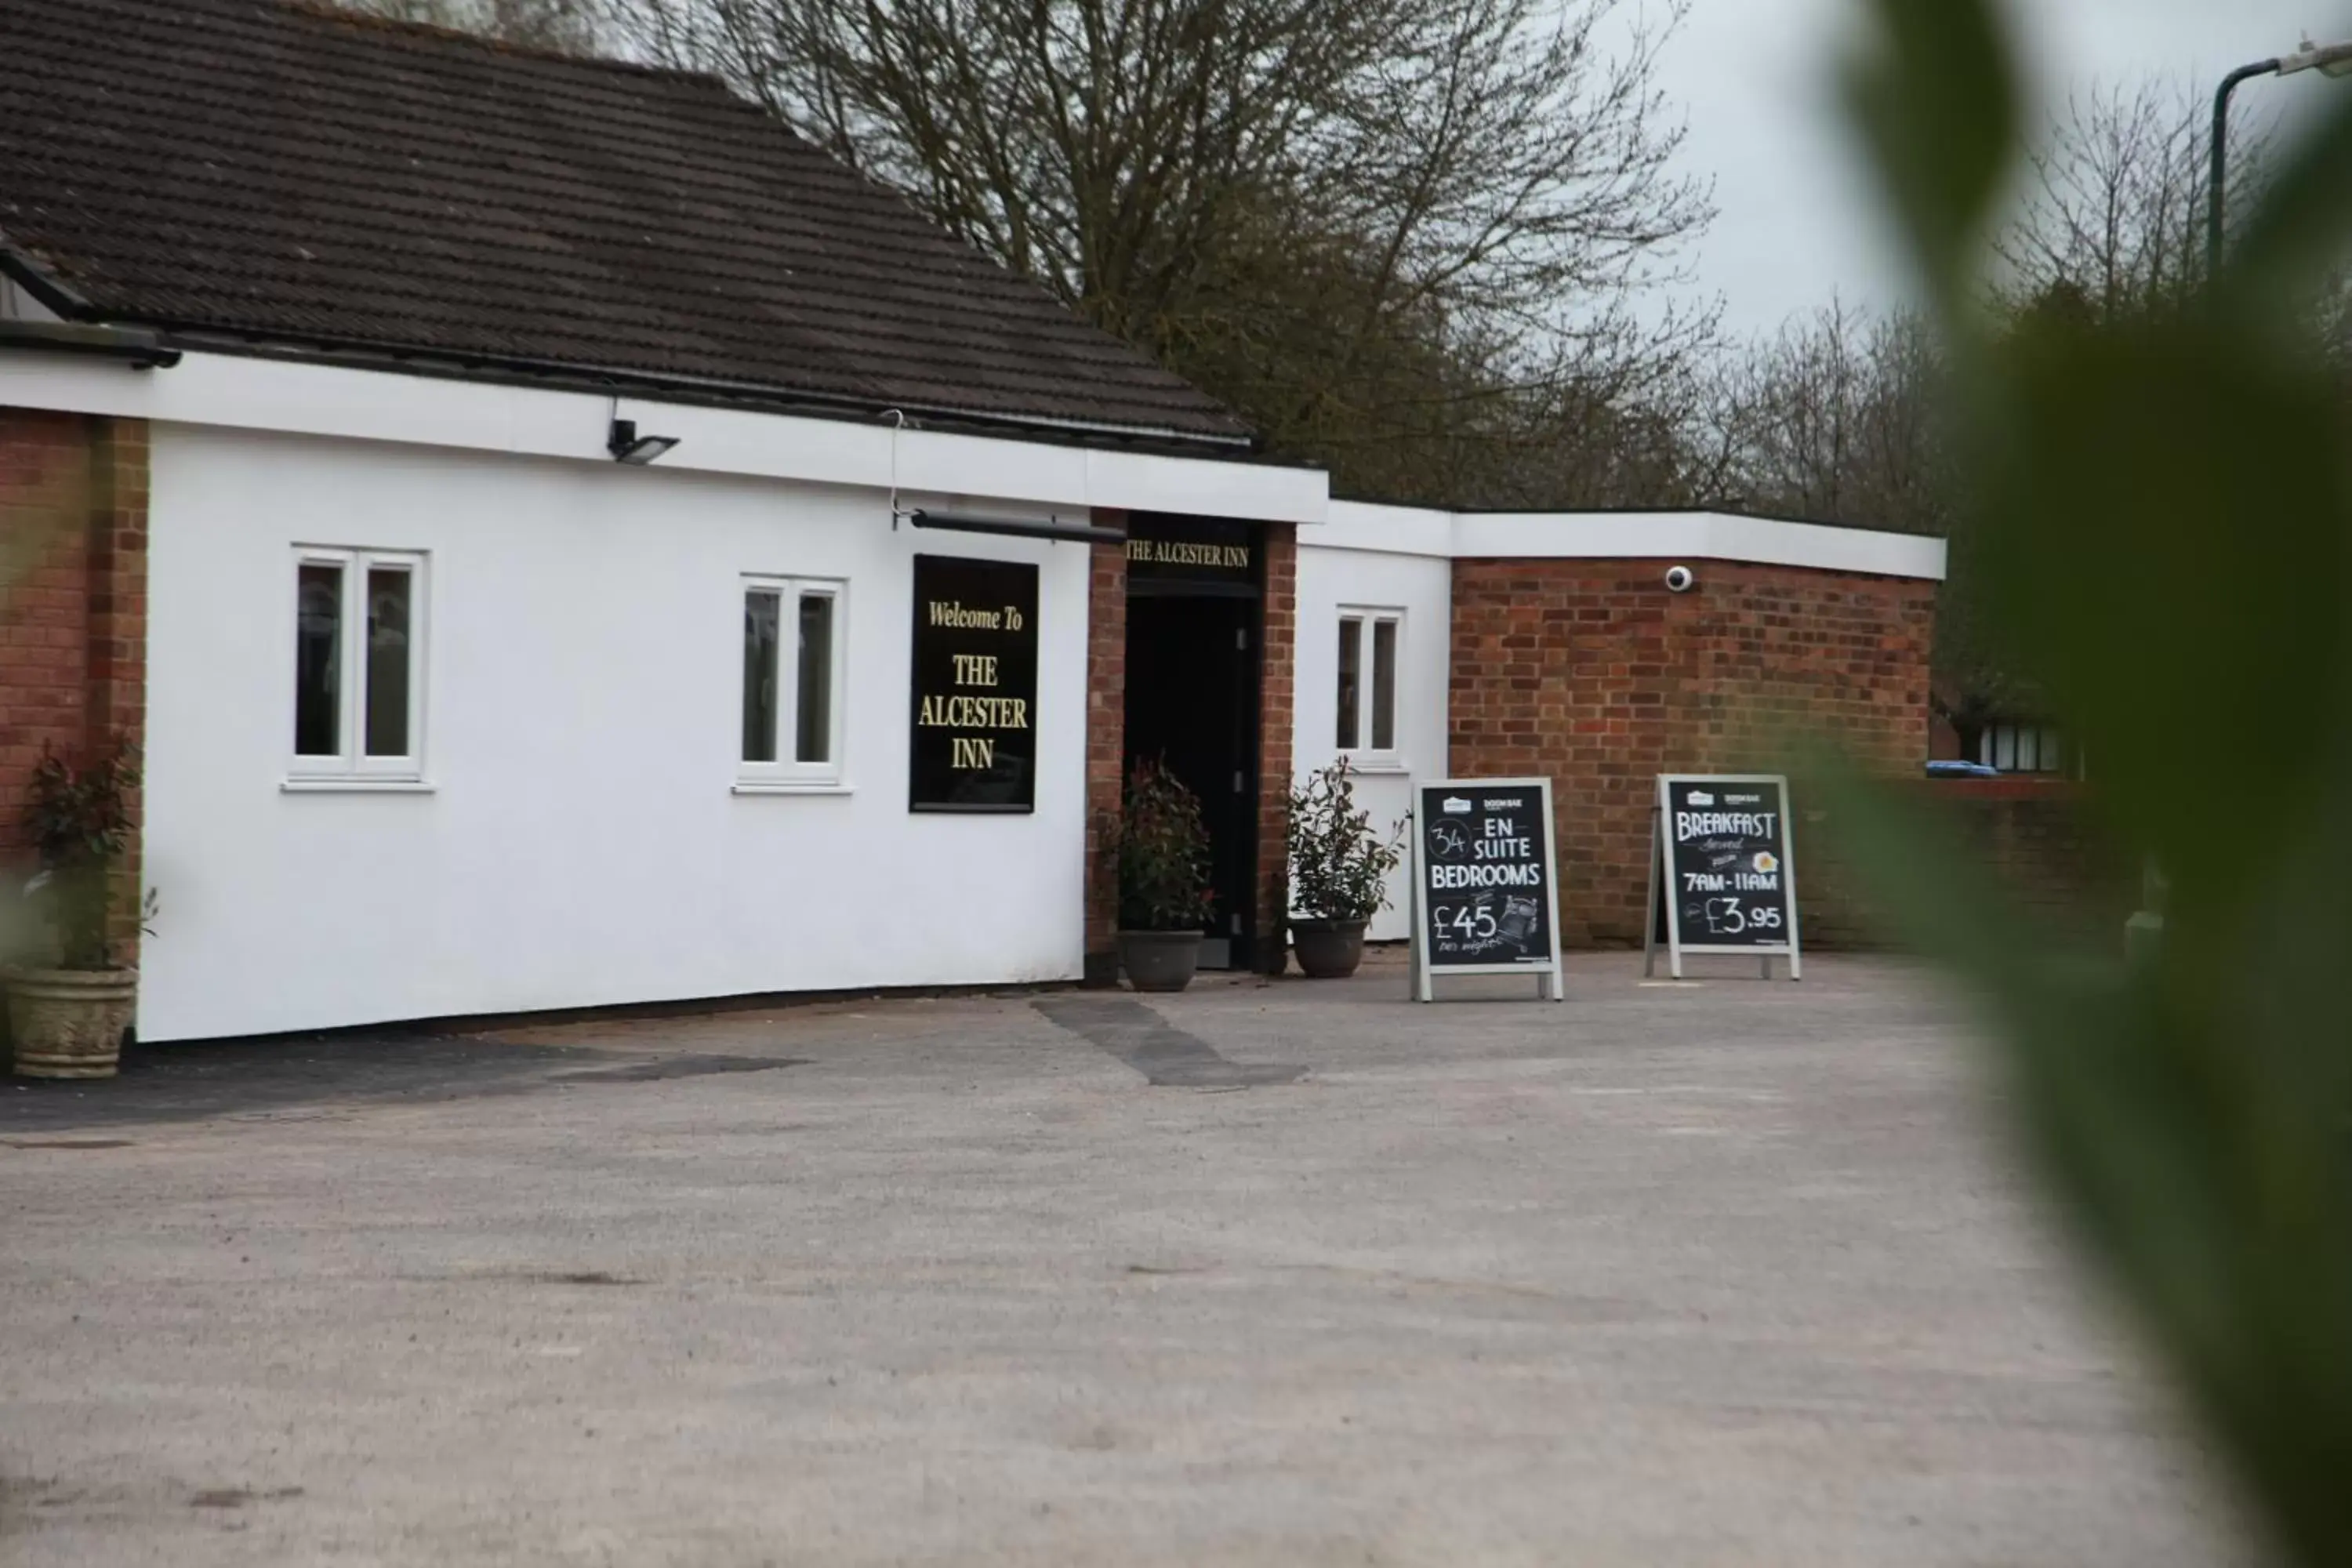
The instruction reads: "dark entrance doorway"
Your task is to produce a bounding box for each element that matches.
[1123,516,1263,969]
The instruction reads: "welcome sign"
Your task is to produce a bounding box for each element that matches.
[908,555,1040,812]
[1409,777,1565,1003]
[1646,774,1802,979]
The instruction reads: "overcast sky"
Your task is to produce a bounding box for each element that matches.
[1662,0,2352,334]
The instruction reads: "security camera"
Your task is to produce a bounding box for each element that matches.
[1664,564,1696,593]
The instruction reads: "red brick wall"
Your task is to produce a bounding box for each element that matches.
[0,408,149,964]
[1254,523,1297,972]
[1449,557,1934,948]
[1080,517,1127,985]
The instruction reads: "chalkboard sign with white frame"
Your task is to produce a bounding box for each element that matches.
[1646,774,1802,981]
[1408,776,1565,1003]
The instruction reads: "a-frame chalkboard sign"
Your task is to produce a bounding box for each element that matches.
[1408,777,1566,1003]
[1643,774,1802,981]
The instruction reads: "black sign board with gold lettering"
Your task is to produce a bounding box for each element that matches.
[909,555,1040,813]
[1124,515,1255,595]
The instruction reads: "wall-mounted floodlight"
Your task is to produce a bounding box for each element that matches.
[607,418,681,465]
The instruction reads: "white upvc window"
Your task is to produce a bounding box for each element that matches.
[739,575,847,789]
[1980,722,2067,775]
[289,546,427,782]
[1336,608,1403,767]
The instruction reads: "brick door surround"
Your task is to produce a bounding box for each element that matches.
[1081,515,1296,982]
[1080,516,1128,986]
[0,408,150,967]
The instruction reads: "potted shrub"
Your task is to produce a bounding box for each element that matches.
[7,740,143,1079]
[1286,760,1403,978]
[1109,760,1215,993]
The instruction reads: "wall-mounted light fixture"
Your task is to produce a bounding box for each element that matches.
[607,418,681,465]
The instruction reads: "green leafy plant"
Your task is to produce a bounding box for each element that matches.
[1824,5,2352,1563]
[1109,760,1216,933]
[24,739,142,971]
[1287,760,1403,924]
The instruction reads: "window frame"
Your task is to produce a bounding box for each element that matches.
[286,545,428,784]
[1335,606,1406,771]
[736,574,848,791]
[1979,721,2067,776]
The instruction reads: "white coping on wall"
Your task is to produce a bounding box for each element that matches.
[1312,499,1947,580]
[0,347,1330,525]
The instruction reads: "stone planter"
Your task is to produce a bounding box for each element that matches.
[1117,930,1203,994]
[1290,918,1370,979]
[6,967,137,1080]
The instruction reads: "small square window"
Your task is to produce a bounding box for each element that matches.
[289,547,426,779]
[740,575,846,787]
[1337,608,1403,765]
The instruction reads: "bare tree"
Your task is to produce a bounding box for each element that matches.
[609,0,1714,497]
[1698,301,2034,746]
[330,0,605,53]
[1710,299,1944,528]
[1994,78,2271,321]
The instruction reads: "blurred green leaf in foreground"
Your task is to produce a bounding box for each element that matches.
[1826,2,2352,1561]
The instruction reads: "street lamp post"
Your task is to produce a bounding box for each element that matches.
[2208,39,2352,276]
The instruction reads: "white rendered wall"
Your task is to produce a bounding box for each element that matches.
[140,425,1092,1041]
[1292,537,1452,942]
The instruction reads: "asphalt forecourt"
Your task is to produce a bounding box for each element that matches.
[1,953,2242,1566]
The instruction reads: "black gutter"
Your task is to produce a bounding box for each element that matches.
[908,508,1127,546]
[129,324,1266,458]
[0,320,180,368]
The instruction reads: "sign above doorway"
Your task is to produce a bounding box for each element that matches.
[1125,514,1256,595]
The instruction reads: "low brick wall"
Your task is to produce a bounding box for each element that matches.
[1800,778,2134,952]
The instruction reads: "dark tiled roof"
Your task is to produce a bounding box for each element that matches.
[0,0,1253,446]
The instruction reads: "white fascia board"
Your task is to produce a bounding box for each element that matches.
[1085,446,1325,524]
[0,347,1327,524]
[1454,510,1947,580]
[1304,499,1457,557]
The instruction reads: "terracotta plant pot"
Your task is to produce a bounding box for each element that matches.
[1117,930,1203,993]
[1290,919,1370,979]
[6,967,137,1080]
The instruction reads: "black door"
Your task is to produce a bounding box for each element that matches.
[1123,593,1260,967]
